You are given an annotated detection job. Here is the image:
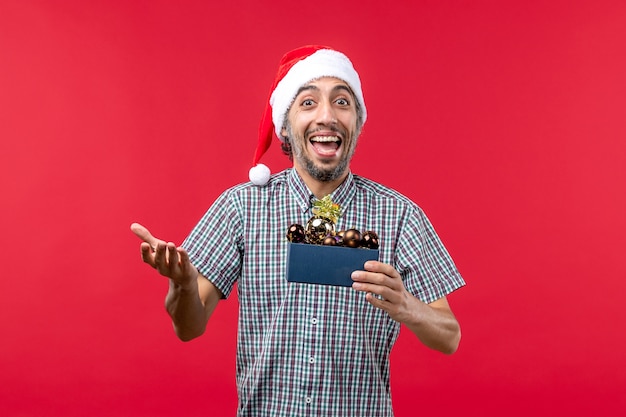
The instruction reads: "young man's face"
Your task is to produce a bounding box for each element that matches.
[282,77,359,183]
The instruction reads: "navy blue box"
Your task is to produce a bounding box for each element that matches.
[286,242,380,287]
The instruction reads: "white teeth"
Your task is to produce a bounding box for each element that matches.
[311,136,339,142]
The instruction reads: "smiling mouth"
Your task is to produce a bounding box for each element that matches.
[310,135,342,156]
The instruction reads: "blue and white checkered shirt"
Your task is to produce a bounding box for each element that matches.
[183,168,465,417]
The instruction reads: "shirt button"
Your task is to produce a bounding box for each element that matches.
[311,318,318,325]
[305,397,312,404]
[308,356,315,364]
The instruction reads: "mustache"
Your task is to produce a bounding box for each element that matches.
[305,125,345,138]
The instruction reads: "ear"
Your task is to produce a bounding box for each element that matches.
[281,127,288,138]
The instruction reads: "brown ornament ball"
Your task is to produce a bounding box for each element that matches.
[286,223,306,243]
[343,228,362,248]
[361,231,380,249]
[322,235,337,246]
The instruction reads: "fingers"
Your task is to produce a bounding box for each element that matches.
[177,247,199,282]
[177,247,190,264]
[132,222,195,283]
[130,222,150,240]
[352,261,401,288]
[351,261,403,302]
[154,242,177,273]
[140,242,157,267]
[362,261,401,279]
[365,291,389,309]
[152,242,196,284]
[139,239,175,270]
[351,262,412,321]
[130,222,162,249]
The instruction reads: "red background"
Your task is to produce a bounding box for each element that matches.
[2,1,625,416]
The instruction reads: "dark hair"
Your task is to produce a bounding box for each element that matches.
[281,138,294,160]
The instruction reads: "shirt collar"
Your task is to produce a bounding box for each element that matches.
[329,171,356,213]
[287,169,314,213]
[287,168,356,214]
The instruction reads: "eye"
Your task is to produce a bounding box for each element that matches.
[302,99,315,107]
[335,97,350,106]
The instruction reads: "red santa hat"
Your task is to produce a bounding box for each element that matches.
[249,45,367,186]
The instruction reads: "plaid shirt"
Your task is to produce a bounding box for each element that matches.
[183,168,465,417]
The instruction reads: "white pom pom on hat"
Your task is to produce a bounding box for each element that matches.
[249,45,367,186]
[249,163,270,186]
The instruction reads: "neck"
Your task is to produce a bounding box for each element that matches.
[293,165,349,199]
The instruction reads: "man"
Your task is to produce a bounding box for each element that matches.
[132,45,465,416]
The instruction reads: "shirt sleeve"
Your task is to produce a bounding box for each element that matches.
[395,206,465,303]
[181,189,244,298]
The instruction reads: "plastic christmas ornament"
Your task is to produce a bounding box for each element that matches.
[286,224,306,243]
[343,229,362,248]
[361,231,380,249]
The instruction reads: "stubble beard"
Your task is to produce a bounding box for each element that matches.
[285,123,358,183]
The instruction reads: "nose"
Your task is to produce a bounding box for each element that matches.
[316,99,337,125]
